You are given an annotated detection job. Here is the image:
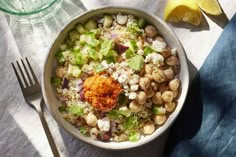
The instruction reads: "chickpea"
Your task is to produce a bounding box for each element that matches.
[143,123,155,135]
[146,87,154,98]
[152,69,166,83]
[139,77,150,91]
[162,91,174,103]
[154,36,164,42]
[164,68,174,80]
[169,78,180,91]
[160,49,171,58]
[145,74,153,81]
[86,113,97,127]
[154,114,167,125]
[55,66,66,78]
[173,90,179,98]
[90,127,99,139]
[152,92,163,105]
[144,64,153,74]
[129,100,143,112]
[145,25,158,37]
[136,91,147,105]
[166,56,179,66]
[159,83,169,92]
[151,82,158,91]
[165,102,176,112]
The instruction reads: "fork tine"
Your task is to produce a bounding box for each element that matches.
[16,60,29,87]
[12,62,25,90]
[25,57,39,85]
[21,58,34,86]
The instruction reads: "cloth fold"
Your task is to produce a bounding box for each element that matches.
[165,13,236,157]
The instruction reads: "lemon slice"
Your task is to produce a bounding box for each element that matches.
[194,0,222,15]
[164,0,202,26]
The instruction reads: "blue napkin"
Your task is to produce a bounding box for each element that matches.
[165,13,236,157]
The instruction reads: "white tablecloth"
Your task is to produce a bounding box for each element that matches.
[0,0,235,156]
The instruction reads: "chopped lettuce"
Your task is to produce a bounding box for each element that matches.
[128,55,144,71]
[67,105,84,116]
[123,115,139,130]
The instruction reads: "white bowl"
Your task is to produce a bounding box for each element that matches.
[42,6,189,150]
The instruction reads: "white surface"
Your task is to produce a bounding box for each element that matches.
[0,0,235,157]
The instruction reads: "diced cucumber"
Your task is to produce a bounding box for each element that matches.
[103,15,113,27]
[94,64,105,73]
[69,51,88,65]
[138,18,146,28]
[153,106,166,114]
[62,50,71,59]
[89,48,99,61]
[68,64,82,77]
[55,51,65,64]
[66,38,73,48]
[69,29,80,41]
[60,44,67,51]
[84,19,97,30]
[75,23,87,34]
[79,34,100,47]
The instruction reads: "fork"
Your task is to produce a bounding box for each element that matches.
[12,58,60,157]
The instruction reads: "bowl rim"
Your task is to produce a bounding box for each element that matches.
[42,5,190,150]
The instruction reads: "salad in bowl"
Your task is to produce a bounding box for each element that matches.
[43,6,189,149]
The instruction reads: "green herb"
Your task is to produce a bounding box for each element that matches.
[67,105,84,116]
[108,109,131,119]
[128,55,144,71]
[129,40,138,52]
[153,106,159,114]
[125,49,135,59]
[152,106,166,115]
[144,46,155,56]
[79,127,87,134]
[123,115,139,130]
[59,106,67,112]
[100,40,114,57]
[127,22,142,35]
[128,131,140,142]
[137,18,146,28]
[51,77,62,87]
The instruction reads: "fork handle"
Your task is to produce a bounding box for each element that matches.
[37,101,60,157]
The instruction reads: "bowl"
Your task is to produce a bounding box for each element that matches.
[0,0,58,15]
[42,6,189,150]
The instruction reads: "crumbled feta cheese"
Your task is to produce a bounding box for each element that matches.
[120,61,128,68]
[152,40,167,52]
[152,54,164,65]
[108,68,113,74]
[101,60,109,69]
[130,84,139,92]
[137,49,144,56]
[112,72,119,80]
[109,63,115,68]
[171,48,177,56]
[129,92,137,99]
[119,105,128,111]
[118,74,128,84]
[129,74,139,85]
[123,85,129,90]
[145,53,164,66]
[125,92,130,96]
[97,118,110,132]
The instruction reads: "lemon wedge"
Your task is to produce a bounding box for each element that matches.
[164,0,202,26]
[194,0,222,15]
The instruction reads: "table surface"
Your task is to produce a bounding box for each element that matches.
[0,0,235,157]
